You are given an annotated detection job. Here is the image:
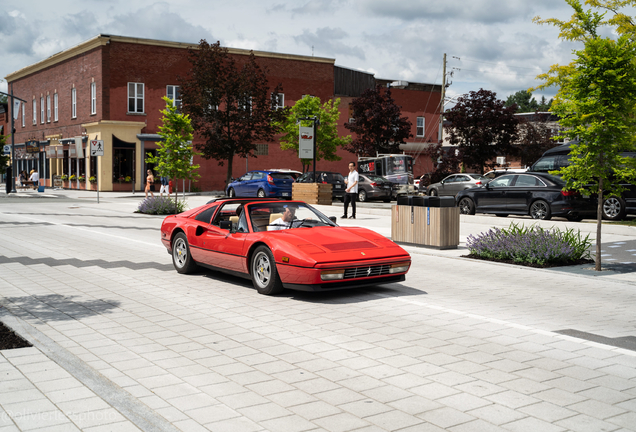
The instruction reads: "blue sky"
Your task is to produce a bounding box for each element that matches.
[1,0,595,104]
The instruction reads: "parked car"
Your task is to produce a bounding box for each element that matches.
[483,168,528,179]
[455,172,597,221]
[357,174,393,202]
[161,198,411,295]
[426,173,489,197]
[529,143,636,220]
[267,168,303,180]
[295,171,346,201]
[226,171,295,199]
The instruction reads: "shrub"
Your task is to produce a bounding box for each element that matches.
[69,174,77,181]
[466,222,592,266]
[137,196,187,215]
[60,175,68,181]
[89,176,97,183]
[78,176,86,182]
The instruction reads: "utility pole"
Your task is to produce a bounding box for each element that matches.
[440,53,446,145]
[1,87,27,194]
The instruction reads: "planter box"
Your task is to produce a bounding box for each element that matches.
[391,204,460,249]
[292,183,332,205]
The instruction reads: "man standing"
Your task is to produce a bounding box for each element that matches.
[160,175,169,196]
[342,161,358,219]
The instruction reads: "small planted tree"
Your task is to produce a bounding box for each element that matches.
[276,96,351,172]
[146,97,201,204]
[344,84,412,157]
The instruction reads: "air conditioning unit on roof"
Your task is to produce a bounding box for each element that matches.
[496,156,506,165]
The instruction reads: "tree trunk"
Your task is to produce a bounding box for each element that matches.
[596,176,603,272]
[226,153,234,187]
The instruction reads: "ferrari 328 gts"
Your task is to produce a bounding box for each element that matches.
[160,198,411,295]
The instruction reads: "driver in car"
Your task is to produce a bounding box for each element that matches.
[268,205,298,230]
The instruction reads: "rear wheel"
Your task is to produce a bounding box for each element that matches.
[228,188,235,197]
[530,200,552,220]
[458,197,475,215]
[172,233,198,274]
[251,246,284,295]
[602,196,626,220]
[358,189,367,202]
[257,189,266,198]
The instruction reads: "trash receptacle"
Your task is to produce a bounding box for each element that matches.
[391,195,460,249]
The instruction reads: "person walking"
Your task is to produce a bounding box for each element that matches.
[342,161,358,219]
[159,175,169,196]
[145,169,155,198]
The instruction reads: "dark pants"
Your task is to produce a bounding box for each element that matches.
[344,192,356,217]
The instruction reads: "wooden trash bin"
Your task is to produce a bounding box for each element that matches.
[292,182,333,205]
[391,196,460,249]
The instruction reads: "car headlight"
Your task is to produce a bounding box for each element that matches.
[321,270,345,280]
[389,262,410,274]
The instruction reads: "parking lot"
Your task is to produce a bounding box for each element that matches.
[1,190,635,431]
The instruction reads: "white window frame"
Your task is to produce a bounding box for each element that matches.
[22,102,25,127]
[54,93,58,122]
[166,85,181,108]
[32,99,36,125]
[128,82,144,113]
[91,82,97,115]
[46,95,51,123]
[271,92,284,110]
[40,97,44,124]
[71,88,77,119]
[416,116,425,137]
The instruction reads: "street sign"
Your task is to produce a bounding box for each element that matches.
[2,145,10,155]
[298,126,314,159]
[90,140,104,156]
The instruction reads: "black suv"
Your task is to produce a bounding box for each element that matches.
[295,171,346,201]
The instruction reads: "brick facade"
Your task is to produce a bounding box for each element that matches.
[4,35,442,192]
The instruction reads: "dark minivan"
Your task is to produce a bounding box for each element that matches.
[529,143,636,220]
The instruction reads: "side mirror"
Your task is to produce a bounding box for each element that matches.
[328,216,337,223]
[219,220,232,231]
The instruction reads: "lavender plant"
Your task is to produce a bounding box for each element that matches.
[137,196,187,215]
[467,222,592,266]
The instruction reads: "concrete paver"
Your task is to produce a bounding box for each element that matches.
[1,189,636,431]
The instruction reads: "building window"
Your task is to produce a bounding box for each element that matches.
[46,95,51,123]
[128,82,144,113]
[166,85,181,109]
[22,102,25,127]
[71,88,77,118]
[40,97,44,124]
[416,117,425,137]
[255,144,269,156]
[91,82,97,115]
[271,92,284,110]
[54,93,58,122]
[32,99,36,125]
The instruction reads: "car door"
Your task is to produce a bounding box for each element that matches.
[234,173,252,196]
[451,175,472,196]
[199,203,248,272]
[473,175,515,212]
[247,171,265,196]
[507,175,543,213]
[438,175,456,195]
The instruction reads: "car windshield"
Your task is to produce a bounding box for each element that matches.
[247,202,336,232]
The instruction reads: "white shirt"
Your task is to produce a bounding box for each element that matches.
[346,170,359,193]
[268,217,291,231]
[29,172,39,182]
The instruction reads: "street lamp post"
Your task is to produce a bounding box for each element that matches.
[1,87,27,194]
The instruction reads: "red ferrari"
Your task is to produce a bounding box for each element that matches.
[160,198,411,295]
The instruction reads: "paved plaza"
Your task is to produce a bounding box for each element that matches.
[0,189,635,431]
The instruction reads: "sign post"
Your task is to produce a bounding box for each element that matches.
[90,140,104,204]
[298,117,319,182]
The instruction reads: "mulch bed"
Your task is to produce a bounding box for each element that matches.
[0,321,32,350]
[462,254,594,269]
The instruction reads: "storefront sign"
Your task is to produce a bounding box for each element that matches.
[26,140,39,154]
[56,146,64,158]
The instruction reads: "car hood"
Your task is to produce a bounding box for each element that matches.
[270,226,408,264]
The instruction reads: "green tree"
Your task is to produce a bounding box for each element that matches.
[534,0,636,271]
[179,40,287,185]
[444,89,519,174]
[275,96,351,172]
[145,97,201,203]
[505,90,540,112]
[344,84,412,157]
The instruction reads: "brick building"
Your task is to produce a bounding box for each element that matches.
[4,34,442,192]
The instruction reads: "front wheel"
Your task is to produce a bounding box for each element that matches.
[358,189,367,202]
[257,189,266,198]
[602,196,626,220]
[458,197,475,215]
[428,189,438,197]
[251,246,284,295]
[228,188,235,198]
[172,233,198,274]
[530,200,552,220]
